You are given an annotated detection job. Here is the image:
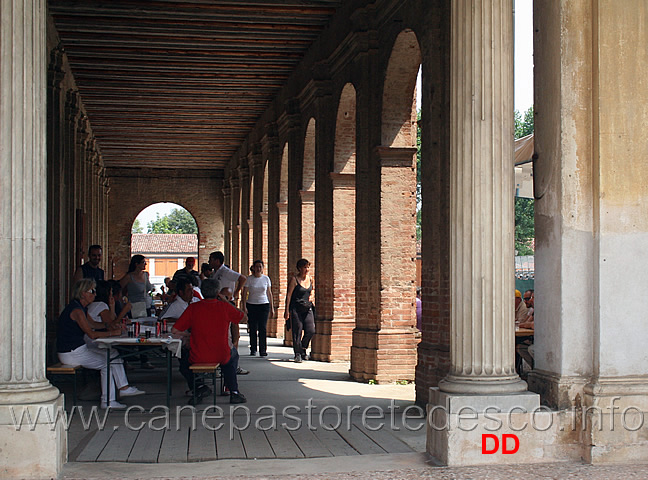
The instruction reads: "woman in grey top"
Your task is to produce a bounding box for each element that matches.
[120,254,153,309]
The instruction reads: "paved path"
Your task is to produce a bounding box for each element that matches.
[62,332,425,465]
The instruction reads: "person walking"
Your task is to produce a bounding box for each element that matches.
[284,258,315,363]
[242,260,274,357]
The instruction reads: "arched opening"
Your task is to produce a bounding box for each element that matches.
[129,202,198,291]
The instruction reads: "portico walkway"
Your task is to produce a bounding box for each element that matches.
[60,330,425,467]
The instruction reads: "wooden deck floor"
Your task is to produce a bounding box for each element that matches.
[73,418,414,463]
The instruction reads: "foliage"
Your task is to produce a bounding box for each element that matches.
[131,219,143,234]
[514,106,534,139]
[514,197,535,255]
[147,208,197,234]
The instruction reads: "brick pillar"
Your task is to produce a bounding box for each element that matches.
[264,124,281,338]
[313,173,356,362]
[222,185,231,263]
[415,9,452,405]
[239,166,250,274]
[277,201,289,344]
[230,175,240,271]
[350,147,419,383]
[250,146,263,262]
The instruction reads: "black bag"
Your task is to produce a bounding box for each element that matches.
[285,317,291,331]
[293,299,312,314]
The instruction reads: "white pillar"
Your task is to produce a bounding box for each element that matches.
[0,1,66,476]
[439,0,526,395]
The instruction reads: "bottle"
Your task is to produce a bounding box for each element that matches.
[156,322,161,337]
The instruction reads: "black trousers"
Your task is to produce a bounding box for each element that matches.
[290,307,315,355]
[246,303,270,354]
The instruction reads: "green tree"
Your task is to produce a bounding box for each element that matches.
[131,218,143,234]
[514,197,535,255]
[514,106,535,254]
[514,106,534,139]
[147,208,197,234]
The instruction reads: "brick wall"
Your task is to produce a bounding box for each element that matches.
[107,172,224,280]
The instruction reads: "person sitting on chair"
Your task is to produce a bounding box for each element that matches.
[172,279,248,404]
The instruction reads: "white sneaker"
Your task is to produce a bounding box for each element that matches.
[101,401,127,410]
[119,386,145,397]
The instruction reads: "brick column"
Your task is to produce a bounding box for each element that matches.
[263,124,281,338]
[276,201,289,343]
[229,175,241,272]
[222,185,232,262]
[313,173,356,362]
[239,166,250,273]
[249,146,263,262]
[350,147,419,382]
[0,2,66,475]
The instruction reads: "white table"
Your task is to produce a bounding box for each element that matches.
[95,336,183,407]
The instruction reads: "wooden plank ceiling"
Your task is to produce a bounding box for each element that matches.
[48,0,342,171]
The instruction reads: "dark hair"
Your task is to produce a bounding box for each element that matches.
[88,244,102,255]
[175,278,193,295]
[108,280,122,297]
[201,279,219,299]
[250,259,264,272]
[296,258,310,270]
[185,257,195,265]
[127,254,145,273]
[201,263,213,274]
[209,251,225,264]
[95,280,112,304]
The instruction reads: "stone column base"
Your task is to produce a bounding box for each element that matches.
[527,368,589,409]
[427,387,584,466]
[0,394,67,478]
[582,376,648,464]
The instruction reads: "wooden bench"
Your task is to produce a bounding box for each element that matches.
[47,363,83,405]
[189,364,221,406]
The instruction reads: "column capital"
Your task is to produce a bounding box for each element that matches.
[374,146,417,167]
[299,190,315,204]
[330,172,355,189]
[222,186,232,198]
[276,201,288,214]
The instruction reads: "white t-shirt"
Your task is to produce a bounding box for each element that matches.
[245,275,271,304]
[161,297,189,320]
[210,264,241,293]
[87,302,109,324]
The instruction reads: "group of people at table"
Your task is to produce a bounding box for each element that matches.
[515,288,535,373]
[57,245,316,409]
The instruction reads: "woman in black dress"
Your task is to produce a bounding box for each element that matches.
[284,258,315,363]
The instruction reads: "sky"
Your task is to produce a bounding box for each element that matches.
[136,2,533,226]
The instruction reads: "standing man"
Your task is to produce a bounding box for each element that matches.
[208,251,246,306]
[172,257,200,286]
[73,245,104,283]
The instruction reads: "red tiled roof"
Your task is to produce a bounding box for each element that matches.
[131,234,197,254]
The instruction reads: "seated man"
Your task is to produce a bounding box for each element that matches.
[172,279,247,404]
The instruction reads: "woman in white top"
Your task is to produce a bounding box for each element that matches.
[241,260,274,356]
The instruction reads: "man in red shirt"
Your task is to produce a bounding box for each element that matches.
[172,278,247,404]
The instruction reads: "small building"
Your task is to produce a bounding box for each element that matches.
[131,234,198,287]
